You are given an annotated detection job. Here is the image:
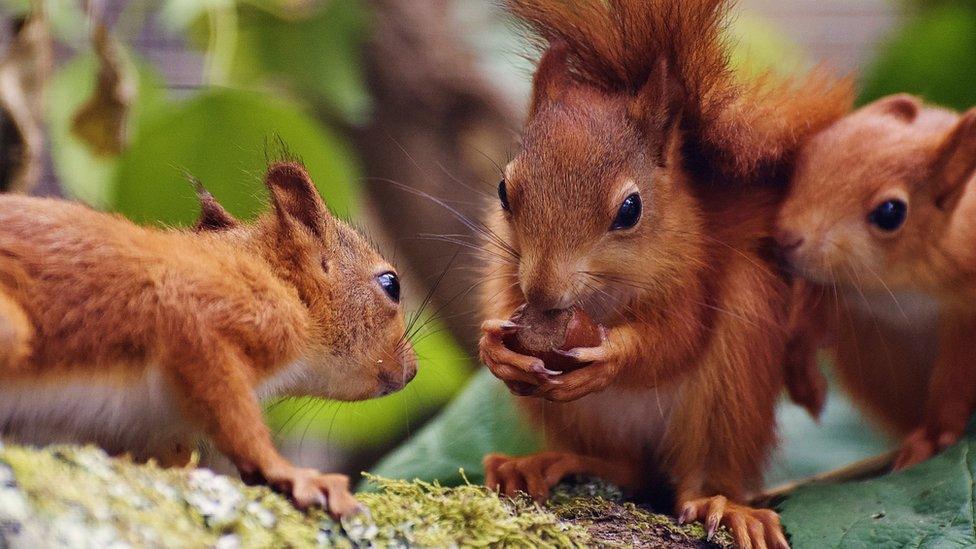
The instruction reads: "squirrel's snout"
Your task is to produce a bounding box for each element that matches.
[375,343,418,396]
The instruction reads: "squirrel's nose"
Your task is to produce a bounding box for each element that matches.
[774,229,805,252]
[522,284,573,312]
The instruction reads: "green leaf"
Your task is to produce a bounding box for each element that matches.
[779,433,976,548]
[232,0,372,123]
[112,88,357,224]
[859,5,976,111]
[368,369,542,487]
[47,52,167,208]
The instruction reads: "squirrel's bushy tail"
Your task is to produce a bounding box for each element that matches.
[506,0,853,183]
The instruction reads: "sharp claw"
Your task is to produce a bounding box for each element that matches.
[706,517,719,540]
[678,506,693,525]
[531,361,560,376]
[500,322,523,331]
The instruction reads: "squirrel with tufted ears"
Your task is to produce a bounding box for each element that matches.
[477,0,852,546]
[777,94,976,471]
[0,161,417,518]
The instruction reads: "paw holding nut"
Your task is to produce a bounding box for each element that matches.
[502,305,602,373]
[480,304,614,400]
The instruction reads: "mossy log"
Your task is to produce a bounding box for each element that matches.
[0,443,730,547]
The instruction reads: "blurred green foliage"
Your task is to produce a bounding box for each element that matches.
[113,88,359,223]
[859,3,976,109]
[232,1,372,123]
[47,52,167,208]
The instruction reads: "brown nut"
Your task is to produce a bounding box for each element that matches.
[502,304,602,372]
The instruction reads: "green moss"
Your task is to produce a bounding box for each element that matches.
[358,473,590,547]
[0,445,728,547]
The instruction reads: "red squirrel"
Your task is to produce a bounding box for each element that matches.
[0,161,417,517]
[777,94,976,469]
[477,1,852,547]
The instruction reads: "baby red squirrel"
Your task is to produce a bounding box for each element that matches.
[0,161,417,517]
[777,94,976,469]
[477,0,852,547]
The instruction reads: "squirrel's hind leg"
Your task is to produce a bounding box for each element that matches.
[0,289,32,372]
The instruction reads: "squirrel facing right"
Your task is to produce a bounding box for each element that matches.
[777,94,976,469]
[0,162,416,516]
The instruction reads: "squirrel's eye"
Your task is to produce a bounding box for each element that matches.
[498,179,510,212]
[377,272,400,303]
[868,199,907,232]
[611,193,642,231]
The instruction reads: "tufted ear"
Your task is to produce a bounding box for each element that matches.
[628,58,682,163]
[529,41,571,116]
[265,162,328,236]
[189,177,239,232]
[932,109,976,213]
[868,94,921,123]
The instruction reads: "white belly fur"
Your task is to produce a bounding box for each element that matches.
[0,368,196,454]
[556,384,676,458]
[0,361,310,454]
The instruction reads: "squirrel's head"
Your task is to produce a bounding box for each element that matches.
[492,43,700,323]
[777,95,976,291]
[230,162,416,401]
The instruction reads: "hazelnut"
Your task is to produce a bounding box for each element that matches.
[503,304,602,372]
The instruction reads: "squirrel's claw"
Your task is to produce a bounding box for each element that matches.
[678,496,788,549]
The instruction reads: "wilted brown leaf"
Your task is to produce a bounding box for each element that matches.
[70,23,136,157]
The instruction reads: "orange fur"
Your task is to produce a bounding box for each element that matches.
[479,1,852,547]
[0,162,417,517]
[778,95,976,469]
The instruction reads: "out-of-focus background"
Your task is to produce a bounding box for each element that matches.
[0,0,973,485]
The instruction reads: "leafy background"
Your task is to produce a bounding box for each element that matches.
[1,0,974,545]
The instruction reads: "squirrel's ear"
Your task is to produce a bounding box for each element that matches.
[190,178,239,232]
[868,94,921,123]
[265,162,328,236]
[628,58,682,161]
[932,109,976,213]
[529,41,570,116]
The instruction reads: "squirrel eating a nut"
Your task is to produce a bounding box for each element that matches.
[477,1,853,546]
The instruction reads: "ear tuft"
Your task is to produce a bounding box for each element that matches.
[189,176,239,232]
[265,161,327,236]
[933,109,976,212]
[529,40,571,116]
[628,58,683,161]
[871,94,921,123]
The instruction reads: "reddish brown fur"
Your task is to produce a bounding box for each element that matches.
[0,162,417,517]
[479,1,852,547]
[778,95,976,469]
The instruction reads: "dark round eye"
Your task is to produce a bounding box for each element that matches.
[868,199,907,232]
[377,272,400,303]
[498,179,510,212]
[611,193,642,230]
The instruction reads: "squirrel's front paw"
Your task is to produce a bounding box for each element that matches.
[265,466,362,518]
[534,329,621,402]
[480,318,558,395]
[893,426,962,470]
